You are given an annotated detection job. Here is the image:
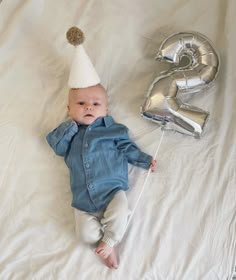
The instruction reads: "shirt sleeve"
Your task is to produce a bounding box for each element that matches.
[116,127,152,169]
[46,119,78,157]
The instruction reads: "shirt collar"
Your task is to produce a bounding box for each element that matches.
[102,115,114,127]
[77,115,114,128]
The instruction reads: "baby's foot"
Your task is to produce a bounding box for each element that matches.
[95,241,118,269]
[95,241,112,258]
[105,248,118,269]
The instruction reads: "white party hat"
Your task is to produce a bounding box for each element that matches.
[66,27,100,88]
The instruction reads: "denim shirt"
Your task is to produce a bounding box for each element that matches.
[46,116,152,212]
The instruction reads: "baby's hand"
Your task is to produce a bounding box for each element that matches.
[150,159,157,172]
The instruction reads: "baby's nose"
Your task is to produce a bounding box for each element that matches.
[85,104,92,110]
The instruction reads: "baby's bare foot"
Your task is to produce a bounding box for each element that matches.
[95,241,118,269]
[95,241,112,258]
[105,248,118,269]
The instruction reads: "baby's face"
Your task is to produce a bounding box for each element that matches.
[67,84,108,125]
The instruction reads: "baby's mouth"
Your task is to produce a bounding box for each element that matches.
[84,114,94,117]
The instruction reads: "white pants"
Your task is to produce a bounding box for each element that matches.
[74,191,130,248]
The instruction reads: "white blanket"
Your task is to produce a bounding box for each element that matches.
[0,0,235,279]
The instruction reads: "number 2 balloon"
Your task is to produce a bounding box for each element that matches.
[141,31,220,138]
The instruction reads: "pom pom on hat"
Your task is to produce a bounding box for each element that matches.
[66,26,100,89]
[66,27,84,46]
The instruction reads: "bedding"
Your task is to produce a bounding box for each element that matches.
[0,0,235,279]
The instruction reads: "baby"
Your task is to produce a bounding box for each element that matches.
[46,84,157,269]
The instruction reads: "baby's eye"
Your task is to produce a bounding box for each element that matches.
[93,102,100,106]
[78,102,85,105]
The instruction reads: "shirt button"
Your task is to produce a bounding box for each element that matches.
[88,127,91,131]
[88,184,93,189]
[85,143,89,148]
[85,163,90,168]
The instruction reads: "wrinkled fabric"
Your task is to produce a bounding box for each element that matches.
[0,0,235,279]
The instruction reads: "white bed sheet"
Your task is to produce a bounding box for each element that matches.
[0,0,235,279]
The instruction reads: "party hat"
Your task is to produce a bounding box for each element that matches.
[66,27,100,88]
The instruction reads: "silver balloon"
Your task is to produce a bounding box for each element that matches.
[141,31,220,138]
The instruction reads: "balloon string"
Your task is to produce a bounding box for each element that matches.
[123,128,165,234]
